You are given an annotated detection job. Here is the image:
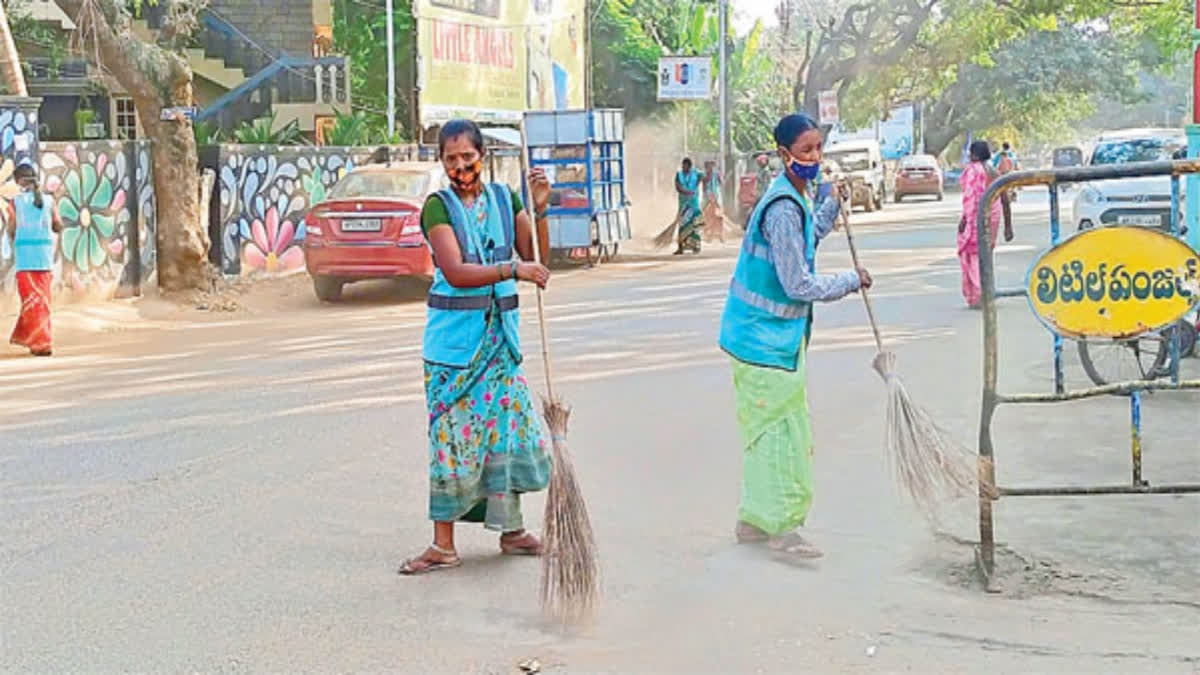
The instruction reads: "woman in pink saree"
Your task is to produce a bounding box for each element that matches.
[957,141,1012,308]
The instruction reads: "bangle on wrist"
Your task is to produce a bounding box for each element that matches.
[497,263,505,281]
[510,261,518,280]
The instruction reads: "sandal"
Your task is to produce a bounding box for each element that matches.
[735,521,769,544]
[768,532,823,559]
[398,543,462,575]
[500,530,543,556]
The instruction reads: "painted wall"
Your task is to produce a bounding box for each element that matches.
[210,144,428,276]
[1,128,157,311]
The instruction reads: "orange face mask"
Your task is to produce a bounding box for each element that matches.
[447,159,483,192]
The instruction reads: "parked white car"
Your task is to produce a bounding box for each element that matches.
[1072,128,1187,232]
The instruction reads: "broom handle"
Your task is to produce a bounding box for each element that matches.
[839,210,886,353]
[518,119,557,401]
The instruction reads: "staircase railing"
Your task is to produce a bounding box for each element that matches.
[195,56,350,130]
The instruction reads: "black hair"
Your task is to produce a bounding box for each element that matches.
[437,119,485,157]
[969,140,992,163]
[773,112,821,149]
[1002,142,1011,150]
[14,163,42,208]
[682,157,692,166]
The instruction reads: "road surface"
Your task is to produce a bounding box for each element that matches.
[3,193,1197,672]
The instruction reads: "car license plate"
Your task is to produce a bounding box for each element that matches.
[1117,215,1162,226]
[340,218,383,232]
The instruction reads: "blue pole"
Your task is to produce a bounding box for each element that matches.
[1188,124,1200,251]
[1049,185,1064,393]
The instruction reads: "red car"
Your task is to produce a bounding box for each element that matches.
[893,154,944,202]
[303,163,446,301]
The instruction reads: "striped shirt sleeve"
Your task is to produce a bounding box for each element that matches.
[761,199,861,303]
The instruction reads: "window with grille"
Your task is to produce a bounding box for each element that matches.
[114,97,138,140]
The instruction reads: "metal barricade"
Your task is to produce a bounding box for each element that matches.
[974,159,1200,590]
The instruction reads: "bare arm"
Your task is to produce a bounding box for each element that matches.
[514,207,550,265]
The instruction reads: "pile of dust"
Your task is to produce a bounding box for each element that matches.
[157,264,255,314]
[919,537,1137,602]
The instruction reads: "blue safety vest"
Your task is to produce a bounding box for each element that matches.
[718,174,816,371]
[12,191,54,272]
[422,183,522,368]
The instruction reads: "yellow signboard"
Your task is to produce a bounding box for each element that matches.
[415,0,586,125]
[1026,227,1199,339]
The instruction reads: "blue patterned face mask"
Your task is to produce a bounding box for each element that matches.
[784,152,820,181]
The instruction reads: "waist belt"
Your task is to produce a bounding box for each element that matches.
[427,294,519,311]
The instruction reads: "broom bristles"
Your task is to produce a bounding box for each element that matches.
[539,397,599,624]
[873,351,996,522]
[652,219,679,249]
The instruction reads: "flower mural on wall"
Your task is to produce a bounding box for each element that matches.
[243,206,304,274]
[218,148,370,276]
[55,152,125,274]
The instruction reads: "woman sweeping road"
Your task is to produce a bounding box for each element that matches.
[399,119,554,575]
[674,157,704,254]
[5,159,59,357]
[957,140,1012,309]
[719,113,871,560]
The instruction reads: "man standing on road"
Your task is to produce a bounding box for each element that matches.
[719,113,871,560]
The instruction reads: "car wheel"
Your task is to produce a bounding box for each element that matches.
[874,190,884,211]
[894,192,903,204]
[313,275,344,302]
[863,196,875,213]
[937,191,944,201]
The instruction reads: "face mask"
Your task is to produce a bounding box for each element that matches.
[447,159,483,192]
[787,156,821,182]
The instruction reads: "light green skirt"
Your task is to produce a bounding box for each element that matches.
[730,348,814,536]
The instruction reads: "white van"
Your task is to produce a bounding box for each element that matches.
[825,140,886,212]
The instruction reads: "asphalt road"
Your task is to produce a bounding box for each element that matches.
[2,192,1197,672]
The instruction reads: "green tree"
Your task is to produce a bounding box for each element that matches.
[333,0,415,142]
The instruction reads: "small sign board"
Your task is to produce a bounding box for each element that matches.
[657,56,712,101]
[1026,226,1199,340]
[160,106,198,121]
[818,90,839,125]
[82,123,105,139]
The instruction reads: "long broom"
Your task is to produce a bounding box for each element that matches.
[518,120,600,624]
[839,211,996,520]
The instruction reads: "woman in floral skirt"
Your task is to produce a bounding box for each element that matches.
[399,119,553,575]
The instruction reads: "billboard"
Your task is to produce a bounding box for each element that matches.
[877,104,914,160]
[416,0,586,125]
[657,56,713,100]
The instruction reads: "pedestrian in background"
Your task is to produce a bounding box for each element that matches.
[398,119,553,575]
[719,112,871,560]
[674,157,703,254]
[5,159,59,357]
[958,140,1012,309]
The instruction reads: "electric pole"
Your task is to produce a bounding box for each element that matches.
[718,0,729,204]
[386,0,396,138]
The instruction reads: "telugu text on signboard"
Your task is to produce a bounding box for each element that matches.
[1026,226,1199,340]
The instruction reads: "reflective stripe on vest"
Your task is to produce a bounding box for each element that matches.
[427,294,519,312]
[436,184,515,264]
[728,278,809,319]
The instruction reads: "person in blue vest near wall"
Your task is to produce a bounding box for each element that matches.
[5,159,60,357]
[719,113,873,560]
[399,119,553,575]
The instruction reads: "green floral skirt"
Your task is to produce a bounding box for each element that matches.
[424,306,551,531]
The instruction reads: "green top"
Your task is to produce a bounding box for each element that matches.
[421,186,525,236]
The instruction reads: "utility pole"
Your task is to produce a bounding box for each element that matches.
[386,0,396,138]
[717,0,729,204]
[1187,0,1199,251]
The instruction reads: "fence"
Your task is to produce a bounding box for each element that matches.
[974,160,1200,590]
